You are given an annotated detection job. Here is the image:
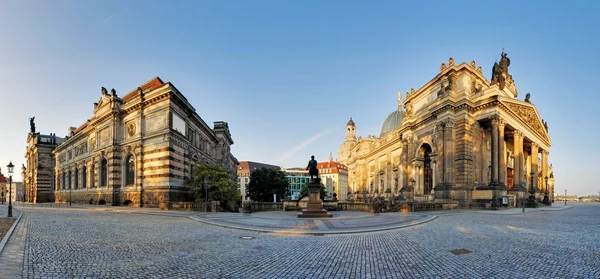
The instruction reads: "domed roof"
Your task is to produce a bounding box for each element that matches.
[347,117,355,126]
[380,109,404,137]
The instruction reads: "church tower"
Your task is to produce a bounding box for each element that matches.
[338,116,357,165]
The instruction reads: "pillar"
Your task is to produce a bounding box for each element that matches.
[498,119,507,187]
[402,139,409,189]
[435,122,445,186]
[444,119,455,186]
[513,130,522,188]
[490,117,499,185]
[531,143,539,191]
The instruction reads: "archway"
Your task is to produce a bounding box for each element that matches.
[419,144,433,195]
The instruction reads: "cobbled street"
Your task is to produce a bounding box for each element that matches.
[1,204,599,279]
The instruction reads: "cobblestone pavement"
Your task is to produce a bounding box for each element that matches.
[192,211,435,234]
[1,204,599,278]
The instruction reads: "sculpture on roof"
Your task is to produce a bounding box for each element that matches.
[525,93,531,103]
[491,51,511,90]
[29,116,36,133]
[110,88,117,97]
[397,92,403,108]
[101,87,108,96]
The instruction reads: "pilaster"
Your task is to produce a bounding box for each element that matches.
[531,143,539,191]
[490,116,499,185]
[513,130,523,188]
[444,119,455,186]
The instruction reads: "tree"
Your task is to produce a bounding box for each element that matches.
[246,168,289,202]
[299,182,327,201]
[185,163,241,211]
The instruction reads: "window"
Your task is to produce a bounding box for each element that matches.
[126,155,135,185]
[125,155,135,185]
[82,165,87,188]
[68,170,72,190]
[100,158,108,186]
[62,172,66,190]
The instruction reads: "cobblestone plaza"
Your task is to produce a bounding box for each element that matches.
[0,204,598,278]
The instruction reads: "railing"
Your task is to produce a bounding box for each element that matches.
[167,201,206,211]
[337,202,373,212]
[250,202,283,212]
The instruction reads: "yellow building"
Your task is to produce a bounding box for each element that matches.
[338,53,553,206]
[317,154,349,201]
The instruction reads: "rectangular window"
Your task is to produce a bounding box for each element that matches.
[172,113,186,135]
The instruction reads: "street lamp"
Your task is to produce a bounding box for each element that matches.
[545,176,549,206]
[564,189,567,206]
[69,180,72,207]
[7,161,14,218]
[411,178,416,212]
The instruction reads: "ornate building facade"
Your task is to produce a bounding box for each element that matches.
[23,121,65,203]
[338,53,553,206]
[48,77,238,207]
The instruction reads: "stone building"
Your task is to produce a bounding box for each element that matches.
[50,77,238,207]
[23,121,65,203]
[338,53,553,206]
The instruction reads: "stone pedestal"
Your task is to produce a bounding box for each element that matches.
[298,180,332,218]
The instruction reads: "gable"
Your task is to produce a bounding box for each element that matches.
[501,100,551,145]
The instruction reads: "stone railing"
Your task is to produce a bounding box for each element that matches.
[250,202,284,212]
[166,201,220,212]
[337,202,373,212]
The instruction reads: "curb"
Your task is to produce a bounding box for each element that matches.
[188,214,438,235]
[0,212,23,254]
[473,206,573,215]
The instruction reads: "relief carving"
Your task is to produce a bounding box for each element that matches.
[504,102,547,139]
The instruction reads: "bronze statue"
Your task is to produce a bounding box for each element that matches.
[305,155,319,182]
[110,88,117,97]
[491,51,511,90]
[29,117,36,133]
[525,93,531,103]
[101,87,108,95]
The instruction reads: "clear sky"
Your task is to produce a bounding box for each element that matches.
[0,1,598,196]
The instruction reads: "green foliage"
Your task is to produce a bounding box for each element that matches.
[185,163,241,211]
[246,168,289,202]
[299,182,327,200]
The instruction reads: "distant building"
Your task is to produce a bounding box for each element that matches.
[0,169,23,202]
[317,153,349,200]
[281,167,310,200]
[237,161,281,200]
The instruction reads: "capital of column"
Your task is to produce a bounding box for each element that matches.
[498,119,506,129]
[514,130,523,139]
[435,121,446,132]
[542,149,549,156]
[444,119,455,128]
[531,142,539,150]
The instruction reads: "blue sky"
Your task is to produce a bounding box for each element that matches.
[0,1,598,196]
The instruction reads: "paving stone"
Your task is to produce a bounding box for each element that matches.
[0,204,597,278]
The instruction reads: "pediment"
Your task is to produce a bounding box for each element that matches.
[501,100,551,145]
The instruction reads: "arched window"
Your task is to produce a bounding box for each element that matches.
[125,155,135,185]
[68,170,72,190]
[82,165,87,188]
[62,172,66,190]
[100,158,108,186]
[74,168,79,189]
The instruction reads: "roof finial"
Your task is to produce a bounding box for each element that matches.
[329,152,333,162]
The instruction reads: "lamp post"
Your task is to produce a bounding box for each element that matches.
[411,178,416,212]
[564,189,567,206]
[545,176,549,206]
[7,162,14,218]
[522,181,526,213]
[69,181,72,207]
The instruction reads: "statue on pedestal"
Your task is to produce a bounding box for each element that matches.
[491,51,511,90]
[306,155,319,182]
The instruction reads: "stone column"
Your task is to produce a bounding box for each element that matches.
[408,137,416,187]
[490,117,499,185]
[531,143,539,191]
[444,119,455,186]
[498,119,507,187]
[435,122,445,186]
[402,139,409,189]
[513,130,522,187]
[541,150,549,192]
[472,122,483,186]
